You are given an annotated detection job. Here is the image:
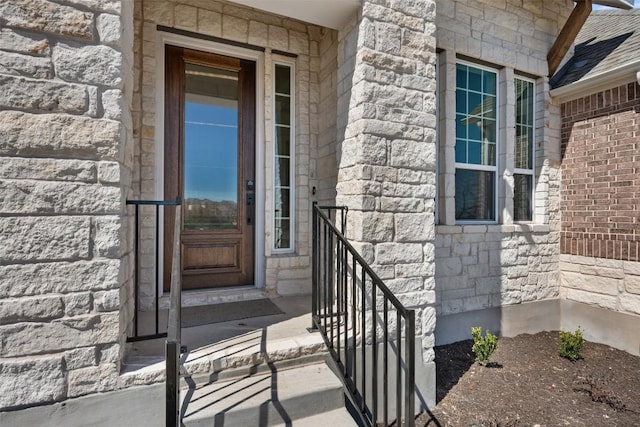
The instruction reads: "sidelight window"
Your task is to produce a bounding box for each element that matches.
[273,62,294,250]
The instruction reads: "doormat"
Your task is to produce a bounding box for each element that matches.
[181,298,284,328]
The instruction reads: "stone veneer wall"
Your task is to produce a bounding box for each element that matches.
[0,0,134,410]
[559,80,640,316]
[434,0,571,320]
[336,0,438,373]
[315,29,339,206]
[134,0,338,298]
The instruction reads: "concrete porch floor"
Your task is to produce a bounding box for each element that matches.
[122,295,327,387]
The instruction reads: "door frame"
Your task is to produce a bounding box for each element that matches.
[154,30,266,294]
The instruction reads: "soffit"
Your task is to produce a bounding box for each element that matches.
[227,0,361,30]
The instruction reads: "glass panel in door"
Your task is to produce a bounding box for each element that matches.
[183,64,239,230]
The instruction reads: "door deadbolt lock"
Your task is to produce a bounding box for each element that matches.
[246,180,254,191]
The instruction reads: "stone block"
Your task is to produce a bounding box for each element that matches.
[64,292,92,316]
[92,216,122,258]
[397,290,435,308]
[0,296,64,325]
[0,0,93,39]
[0,158,96,182]
[565,288,617,311]
[0,28,51,55]
[97,13,121,45]
[0,111,121,160]
[0,181,120,215]
[53,44,122,88]
[0,313,119,357]
[0,50,51,79]
[625,275,640,295]
[0,260,121,298]
[390,139,435,170]
[620,293,640,316]
[351,211,393,242]
[64,347,97,370]
[247,20,268,46]
[64,0,121,14]
[98,161,121,183]
[395,213,434,242]
[395,262,433,279]
[174,4,198,30]
[375,242,423,265]
[269,25,289,50]
[67,363,119,398]
[561,271,620,296]
[198,9,222,36]
[222,15,249,43]
[0,216,90,263]
[94,290,120,312]
[97,343,120,364]
[385,277,424,294]
[435,257,462,277]
[0,355,65,409]
[0,75,92,115]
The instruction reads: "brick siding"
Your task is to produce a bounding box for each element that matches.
[560,81,640,261]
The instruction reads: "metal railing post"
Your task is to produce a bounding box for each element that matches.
[166,203,182,427]
[311,202,318,330]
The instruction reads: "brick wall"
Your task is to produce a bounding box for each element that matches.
[559,80,640,316]
[560,81,640,261]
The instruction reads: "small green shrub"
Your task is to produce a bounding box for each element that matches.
[558,328,585,361]
[471,326,498,366]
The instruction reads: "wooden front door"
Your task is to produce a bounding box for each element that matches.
[164,45,256,290]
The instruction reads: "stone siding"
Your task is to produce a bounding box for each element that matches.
[560,255,640,316]
[134,0,338,298]
[434,0,569,317]
[559,80,640,315]
[336,0,438,366]
[435,225,559,316]
[0,0,134,409]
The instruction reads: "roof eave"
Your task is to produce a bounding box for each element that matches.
[550,60,640,102]
[592,0,635,10]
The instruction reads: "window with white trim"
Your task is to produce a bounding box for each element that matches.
[273,62,294,250]
[455,63,497,221]
[514,77,535,221]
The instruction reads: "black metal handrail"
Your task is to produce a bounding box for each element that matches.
[166,204,182,427]
[312,203,415,427]
[126,198,181,342]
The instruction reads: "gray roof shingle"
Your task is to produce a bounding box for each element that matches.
[550,9,640,88]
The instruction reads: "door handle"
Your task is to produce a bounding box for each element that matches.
[246,193,254,225]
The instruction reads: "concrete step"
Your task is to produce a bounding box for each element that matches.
[273,408,360,426]
[182,362,354,426]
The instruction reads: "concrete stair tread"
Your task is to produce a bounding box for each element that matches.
[181,362,347,426]
[273,407,359,426]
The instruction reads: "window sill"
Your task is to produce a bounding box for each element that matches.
[437,223,550,234]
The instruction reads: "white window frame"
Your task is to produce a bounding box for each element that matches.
[513,76,536,223]
[271,57,296,253]
[454,60,499,224]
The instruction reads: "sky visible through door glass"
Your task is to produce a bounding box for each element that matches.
[184,100,238,204]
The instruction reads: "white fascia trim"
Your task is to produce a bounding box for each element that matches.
[550,60,640,103]
[592,0,634,10]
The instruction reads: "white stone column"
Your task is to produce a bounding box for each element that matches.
[0,0,134,409]
[336,0,438,410]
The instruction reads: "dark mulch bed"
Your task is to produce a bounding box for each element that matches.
[417,331,640,427]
